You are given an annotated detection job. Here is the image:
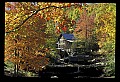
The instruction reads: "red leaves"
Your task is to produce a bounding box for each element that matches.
[46,17,50,21]
[62,26,67,32]
[55,26,61,34]
[67,3,71,7]
[56,29,60,33]
[34,13,44,19]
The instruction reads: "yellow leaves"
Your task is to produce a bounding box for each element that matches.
[37,2,72,12]
[51,3,60,6]
[4,55,11,61]
[5,2,51,72]
[108,32,115,39]
[93,3,116,55]
[19,64,26,70]
[98,42,103,48]
[9,56,20,64]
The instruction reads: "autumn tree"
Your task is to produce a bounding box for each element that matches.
[92,3,116,76]
[5,2,83,76]
[71,3,115,77]
[73,4,97,51]
[5,2,50,76]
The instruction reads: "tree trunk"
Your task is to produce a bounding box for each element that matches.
[14,48,19,77]
[14,48,17,77]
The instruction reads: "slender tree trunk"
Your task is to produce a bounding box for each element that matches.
[85,24,88,51]
[14,48,19,77]
[16,51,19,76]
[14,48,17,77]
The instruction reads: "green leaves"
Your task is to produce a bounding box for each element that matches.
[104,53,115,76]
[5,2,116,77]
[45,20,54,33]
[92,3,116,77]
[67,7,80,20]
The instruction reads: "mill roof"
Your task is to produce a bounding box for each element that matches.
[58,33,75,40]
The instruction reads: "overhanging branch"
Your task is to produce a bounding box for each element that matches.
[5,4,79,34]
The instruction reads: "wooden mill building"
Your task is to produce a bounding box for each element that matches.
[56,33,75,58]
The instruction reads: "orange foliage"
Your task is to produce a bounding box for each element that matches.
[62,26,67,32]
[74,9,95,40]
[46,17,50,21]
[5,2,83,72]
[67,3,71,7]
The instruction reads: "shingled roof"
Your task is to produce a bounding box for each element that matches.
[58,33,75,41]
